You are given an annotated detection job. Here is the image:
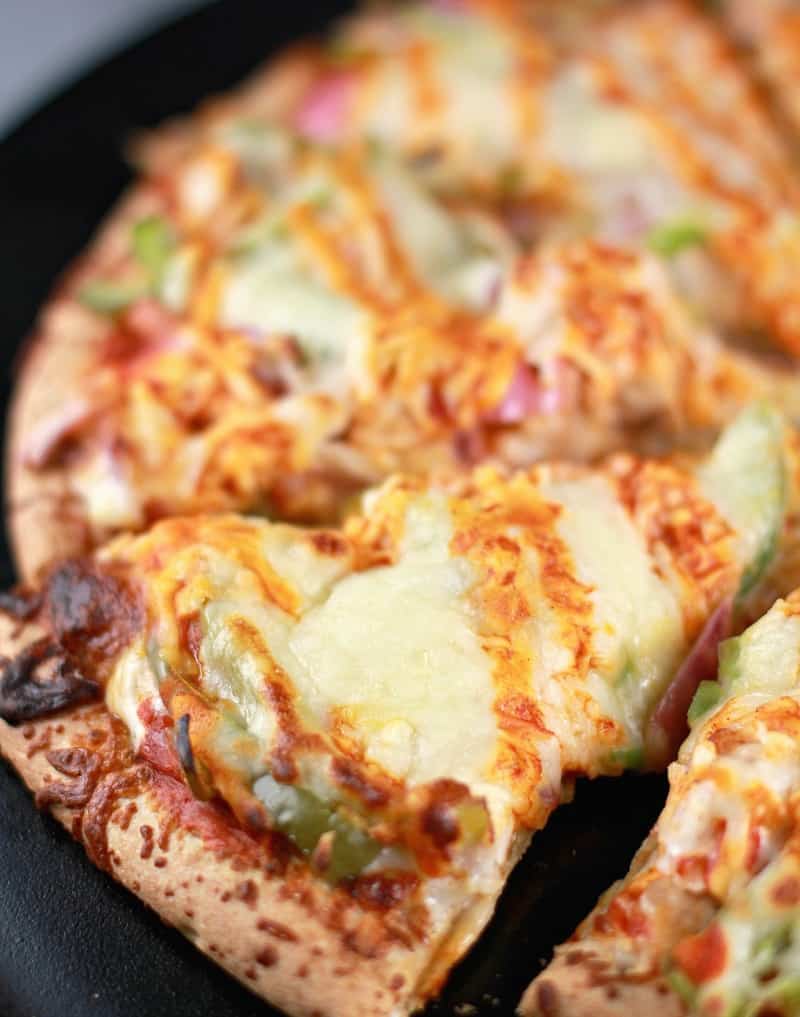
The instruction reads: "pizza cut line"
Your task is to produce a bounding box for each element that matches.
[0,404,797,1017]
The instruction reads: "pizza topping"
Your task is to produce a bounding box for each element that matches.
[131,215,176,292]
[527,590,800,1015]
[44,559,144,675]
[175,711,195,777]
[0,638,99,725]
[696,401,788,601]
[253,773,381,883]
[79,280,149,315]
[647,215,709,258]
[294,71,356,143]
[645,596,734,769]
[0,586,43,621]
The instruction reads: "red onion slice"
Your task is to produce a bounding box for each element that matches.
[645,597,734,769]
[489,358,579,424]
[294,71,355,143]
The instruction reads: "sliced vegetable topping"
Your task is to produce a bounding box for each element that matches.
[698,402,788,601]
[131,215,176,289]
[79,279,148,313]
[254,772,381,882]
[647,216,708,257]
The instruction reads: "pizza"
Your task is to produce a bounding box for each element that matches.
[0,405,794,1017]
[7,1,800,1014]
[521,586,800,1017]
[10,0,800,581]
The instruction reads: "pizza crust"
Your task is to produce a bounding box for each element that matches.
[518,953,686,1017]
[5,185,166,582]
[0,614,502,1017]
[129,48,317,176]
[5,51,317,584]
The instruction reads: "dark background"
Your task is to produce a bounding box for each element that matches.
[0,4,669,1014]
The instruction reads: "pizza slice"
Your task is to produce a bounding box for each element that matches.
[521,586,800,1017]
[0,404,795,1017]
[11,115,800,579]
[141,0,800,356]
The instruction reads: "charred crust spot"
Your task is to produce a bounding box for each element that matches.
[45,560,144,672]
[35,748,101,810]
[0,638,99,724]
[139,825,155,860]
[25,727,52,758]
[117,801,137,831]
[235,879,258,906]
[257,918,298,942]
[0,587,42,621]
[255,946,278,968]
[536,980,560,1017]
[154,857,167,868]
[389,974,405,992]
[296,964,309,978]
[82,768,142,871]
[350,871,419,912]
[184,909,194,919]
[244,967,257,980]
[221,891,232,902]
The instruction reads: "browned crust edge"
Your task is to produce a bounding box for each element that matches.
[4,184,169,583]
[128,47,318,176]
[0,615,457,1017]
[517,949,686,1017]
[4,54,318,584]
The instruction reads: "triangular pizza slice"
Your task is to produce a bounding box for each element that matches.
[0,405,796,1017]
[521,583,800,1017]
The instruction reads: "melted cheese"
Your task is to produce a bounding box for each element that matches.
[539,471,684,743]
[285,497,498,788]
[102,414,759,849]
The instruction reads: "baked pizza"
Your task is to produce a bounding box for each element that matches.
[521,585,800,1017]
[0,405,793,1017]
[8,1,800,1014]
[11,0,800,581]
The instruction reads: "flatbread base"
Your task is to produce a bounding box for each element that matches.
[0,615,493,1017]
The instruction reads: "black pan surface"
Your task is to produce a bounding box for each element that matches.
[0,4,669,1014]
